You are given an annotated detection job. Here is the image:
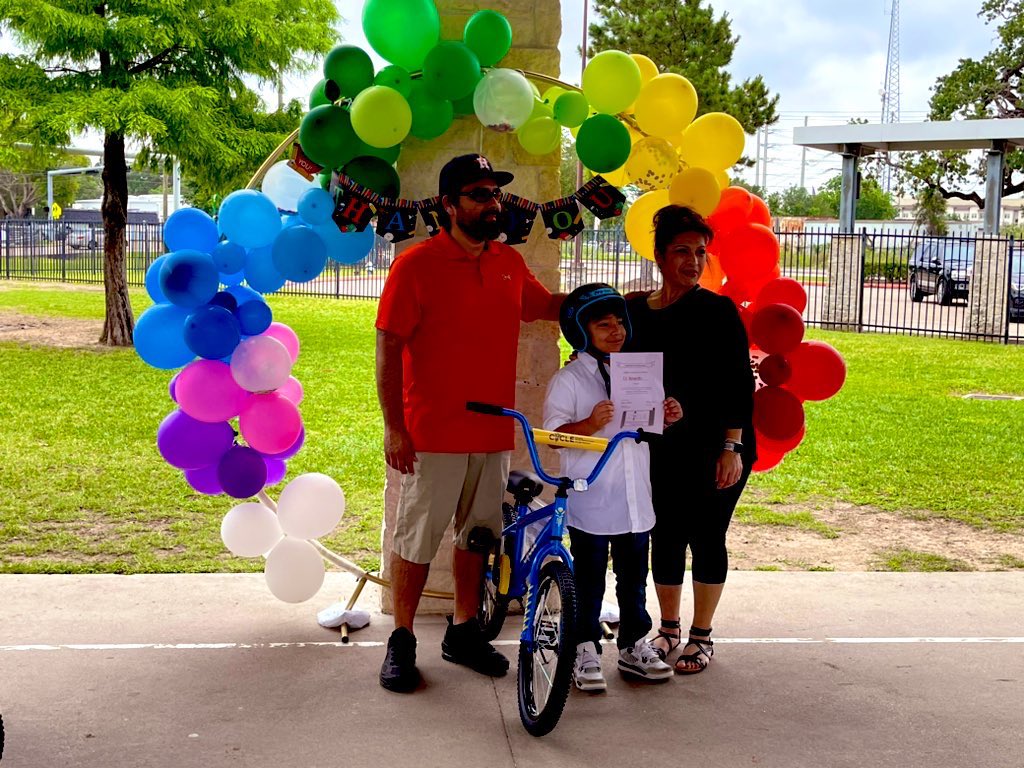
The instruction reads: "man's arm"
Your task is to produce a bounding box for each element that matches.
[375,329,417,474]
[542,292,566,322]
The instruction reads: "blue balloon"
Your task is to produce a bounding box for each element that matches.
[220,269,245,287]
[226,283,263,305]
[159,250,220,308]
[212,241,246,275]
[209,290,238,313]
[235,299,273,336]
[297,188,335,226]
[184,305,242,360]
[314,222,376,265]
[218,190,281,249]
[282,213,304,229]
[164,207,219,254]
[272,225,328,282]
[244,246,287,293]
[145,255,168,303]
[135,304,195,370]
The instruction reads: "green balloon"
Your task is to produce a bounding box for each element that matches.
[342,155,401,199]
[452,71,484,115]
[575,114,631,173]
[318,170,333,190]
[362,0,440,72]
[356,139,401,166]
[324,45,375,99]
[350,85,412,149]
[407,81,454,140]
[518,117,560,155]
[299,105,359,169]
[554,91,590,128]
[309,79,341,109]
[374,65,413,99]
[421,41,481,101]
[463,9,512,67]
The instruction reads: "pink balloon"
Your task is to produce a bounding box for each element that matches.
[230,336,293,393]
[239,392,303,454]
[262,322,299,363]
[176,360,251,422]
[277,375,304,405]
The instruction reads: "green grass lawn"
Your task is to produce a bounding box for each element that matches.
[1,281,1023,574]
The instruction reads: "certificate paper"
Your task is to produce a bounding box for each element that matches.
[610,352,665,434]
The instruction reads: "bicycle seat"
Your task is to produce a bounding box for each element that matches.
[506,470,544,502]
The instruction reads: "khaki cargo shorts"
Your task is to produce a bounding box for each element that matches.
[391,451,511,565]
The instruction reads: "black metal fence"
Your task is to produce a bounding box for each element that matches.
[4,217,1022,343]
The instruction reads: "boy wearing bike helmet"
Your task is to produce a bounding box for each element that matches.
[543,283,682,690]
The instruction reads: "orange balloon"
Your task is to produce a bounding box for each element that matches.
[749,195,772,227]
[699,251,725,292]
[713,223,780,282]
[708,186,754,236]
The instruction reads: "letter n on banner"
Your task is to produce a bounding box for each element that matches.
[575,175,626,220]
[540,197,585,240]
[498,193,538,246]
[417,196,451,237]
[376,200,419,243]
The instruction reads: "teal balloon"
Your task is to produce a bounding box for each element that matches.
[299,105,359,169]
[341,156,401,198]
[422,41,481,101]
[374,65,412,99]
[272,225,328,283]
[362,0,440,72]
[309,78,341,109]
[244,246,286,294]
[324,45,375,99]
[135,304,194,370]
[408,80,454,140]
[575,114,632,173]
[463,10,512,67]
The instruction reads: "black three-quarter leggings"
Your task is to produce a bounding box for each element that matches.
[650,442,752,586]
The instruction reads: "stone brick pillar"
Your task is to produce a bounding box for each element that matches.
[967,238,1010,340]
[379,0,563,614]
[820,233,863,332]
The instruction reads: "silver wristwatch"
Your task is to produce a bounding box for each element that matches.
[723,441,744,453]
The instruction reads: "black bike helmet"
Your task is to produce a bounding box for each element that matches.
[559,282,632,353]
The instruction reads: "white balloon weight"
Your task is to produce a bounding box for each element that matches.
[264,537,326,603]
[261,161,317,213]
[276,472,346,540]
[221,501,283,557]
[230,335,293,393]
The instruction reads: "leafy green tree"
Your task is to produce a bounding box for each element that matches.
[0,149,91,217]
[816,176,897,220]
[914,187,950,236]
[588,0,778,133]
[0,1,337,346]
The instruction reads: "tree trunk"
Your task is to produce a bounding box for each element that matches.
[99,131,135,346]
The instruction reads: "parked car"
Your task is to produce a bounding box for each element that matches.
[67,223,104,250]
[1010,250,1024,323]
[908,240,974,305]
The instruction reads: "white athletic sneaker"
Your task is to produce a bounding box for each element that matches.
[573,641,607,692]
[617,639,674,681]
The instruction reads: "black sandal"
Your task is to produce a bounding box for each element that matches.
[652,618,682,661]
[675,626,714,675]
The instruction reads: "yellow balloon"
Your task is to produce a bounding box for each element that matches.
[668,167,721,216]
[677,112,746,170]
[630,54,659,84]
[634,74,698,138]
[600,128,643,185]
[666,132,686,151]
[714,169,731,190]
[625,189,672,261]
[625,136,679,192]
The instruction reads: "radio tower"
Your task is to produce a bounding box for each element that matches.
[880,0,901,191]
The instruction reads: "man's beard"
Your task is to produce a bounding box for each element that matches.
[457,210,502,241]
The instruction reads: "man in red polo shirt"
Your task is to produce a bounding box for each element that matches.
[375,154,564,693]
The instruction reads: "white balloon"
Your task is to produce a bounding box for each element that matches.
[260,161,317,213]
[277,472,346,540]
[230,335,293,393]
[221,502,282,557]
[474,69,535,133]
[264,537,325,603]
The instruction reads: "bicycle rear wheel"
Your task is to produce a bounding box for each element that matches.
[517,560,577,737]
[478,535,509,642]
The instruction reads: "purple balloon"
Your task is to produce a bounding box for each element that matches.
[184,464,223,495]
[156,410,234,470]
[261,426,305,460]
[264,457,287,486]
[169,372,180,402]
[217,445,268,499]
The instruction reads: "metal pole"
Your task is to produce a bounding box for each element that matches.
[839,147,860,233]
[800,116,809,190]
[755,128,761,189]
[983,142,1005,235]
[172,159,181,212]
[572,0,589,278]
[47,174,54,220]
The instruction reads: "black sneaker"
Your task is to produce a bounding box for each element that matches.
[441,616,509,677]
[380,627,420,693]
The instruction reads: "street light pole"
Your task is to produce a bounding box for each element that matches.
[572,0,589,282]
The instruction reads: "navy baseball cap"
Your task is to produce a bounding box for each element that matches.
[438,154,514,198]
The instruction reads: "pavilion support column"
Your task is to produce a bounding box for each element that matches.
[966,142,1010,340]
[820,147,863,331]
[839,146,859,234]
[983,142,1005,236]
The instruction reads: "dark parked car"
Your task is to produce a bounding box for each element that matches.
[1010,250,1024,323]
[909,240,974,305]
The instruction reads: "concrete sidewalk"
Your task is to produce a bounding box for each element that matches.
[1,572,1022,767]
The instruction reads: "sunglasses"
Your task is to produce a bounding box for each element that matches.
[458,187,502,203]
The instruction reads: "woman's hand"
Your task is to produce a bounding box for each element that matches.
[586,400,615,432]
[716,450,743,489]
[663,397,683,425]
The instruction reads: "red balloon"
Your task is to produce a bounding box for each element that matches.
[755,277,807,314]
[722,279,753,307]
[738,305,755,340]
[708,187,753,235]
[714,223,779,283]
[753,385,805,441]
[757,423,805,454]
[752,448,784,472]
[750,303,805,355]
[758,353,792,386]
[749,195,772,227]
[784,341,847,401]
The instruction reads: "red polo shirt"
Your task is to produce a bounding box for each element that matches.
[376,229,553,453]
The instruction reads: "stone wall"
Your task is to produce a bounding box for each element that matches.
[967,238,1010,339]
[820,234,863,331]
[379,0,563,614]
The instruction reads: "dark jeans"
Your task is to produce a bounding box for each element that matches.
[569,527,653,650]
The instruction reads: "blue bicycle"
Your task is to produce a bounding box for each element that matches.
[466,402,650,737]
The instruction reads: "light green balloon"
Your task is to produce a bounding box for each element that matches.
[517,117,561,155]
[553,91,590,128]
[350,85,412,149]
[581,50,642,115]
[362,0,440,72]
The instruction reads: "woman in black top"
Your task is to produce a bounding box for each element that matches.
[625,204,756,674]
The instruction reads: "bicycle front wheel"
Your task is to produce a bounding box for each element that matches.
[517,560,577,737]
